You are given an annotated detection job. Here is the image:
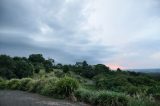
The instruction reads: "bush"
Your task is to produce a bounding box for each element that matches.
[40,78,57,96]
[75,88,94,103]
[19,78,32,91]
[63,65,69,73]
[81,70,95,79]
[55,76,79,97]
[127,76,155,86]
[0,78,7,89]
[75,88,128,106]
[26,77,57,95]
[147,85,160,95]
[93,91,128,106]
[26,79,39,92]
[128,95,158,106]
[95,76,130,92]
[7,79,21,90]
[14,60,33,79]
[54,70,64,77]
[125,86,141,95]
[35,79,49,94]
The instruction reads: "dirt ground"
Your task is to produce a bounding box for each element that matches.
[0,90,89,106]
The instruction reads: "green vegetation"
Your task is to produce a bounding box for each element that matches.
[75,88,128,106]
[0,54,160,106]
[55,76,79,97]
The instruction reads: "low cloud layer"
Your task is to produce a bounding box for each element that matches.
[0,0,160,68]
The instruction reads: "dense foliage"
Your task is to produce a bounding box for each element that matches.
[0,54,160,106]
[55,76,79,97]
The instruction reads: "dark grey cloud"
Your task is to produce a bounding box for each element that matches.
[0,0,115,64]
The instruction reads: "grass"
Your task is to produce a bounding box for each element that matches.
[0,71,160,106]
[128,94,158,106]
[75,88,128,106]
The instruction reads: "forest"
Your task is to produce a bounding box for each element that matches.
[0,54,160,106]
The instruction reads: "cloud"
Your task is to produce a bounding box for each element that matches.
[0,0,115,64]
[0,0,160,68]
[86,0,160,68]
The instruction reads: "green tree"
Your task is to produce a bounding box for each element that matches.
[0,55,15,79]
[44,60,53,73]
[56,63,63,69]
[0,68,16,79]
[0,55,15,69]
[94,64,110,74]
[28,54,45,63]
[14,60,33,78]
[82,60,88,69]
[63,65,69,73]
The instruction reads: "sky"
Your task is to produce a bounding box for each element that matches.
[0,0,160,69]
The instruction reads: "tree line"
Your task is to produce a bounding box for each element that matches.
[0,54,120,79]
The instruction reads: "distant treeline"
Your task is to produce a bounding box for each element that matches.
[0,54,141,79]
[0,54,54,79]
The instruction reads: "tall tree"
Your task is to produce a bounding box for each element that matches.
[28,54,45,63]
[63,65,69,73]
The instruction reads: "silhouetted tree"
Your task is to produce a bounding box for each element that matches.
[82,60,88,69]
[56,63,63,69]
[44,60,53,73]
[0,55,15,79]
[63,65,69,73]
[28,54,45,63]
[0,55,15,69]
[14,60,33,78]
[94,64,110,74]
[0,68,16,79]
[117,68,122,72]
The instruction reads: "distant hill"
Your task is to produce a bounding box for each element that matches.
[128,68,160,73]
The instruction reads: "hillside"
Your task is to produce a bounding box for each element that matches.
[0,54,160,106]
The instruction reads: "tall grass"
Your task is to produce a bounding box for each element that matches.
[0,76,159,106]
[75,88,128,106]
[18,78,32,91]
[128,94,158,106]
[6,79,21,90]
[0,77,7,89]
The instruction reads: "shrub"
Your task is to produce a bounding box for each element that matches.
[54,70,64,77]
[95,76,131,92]
[93,91,128,106]
[26,79,39,92]
[35,79,48,94]
[26,77,57,94]
[19,78,32,91]
[63,65,69,73]
[147,85,160,95]
[75,88,94,103]
[14,60,33,79]
[0,78,7,89]
[75,88,128,106]
[40,78,57,96]
[55,76,79,97]
[81,70,95,79]
[128,95,158,106]
[125,86,141,95]
[7,79,21,89]
[127,76,155,86]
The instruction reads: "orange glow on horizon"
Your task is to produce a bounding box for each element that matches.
[107,64,125,70]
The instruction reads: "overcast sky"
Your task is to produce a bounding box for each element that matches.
[0,0,160,69]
